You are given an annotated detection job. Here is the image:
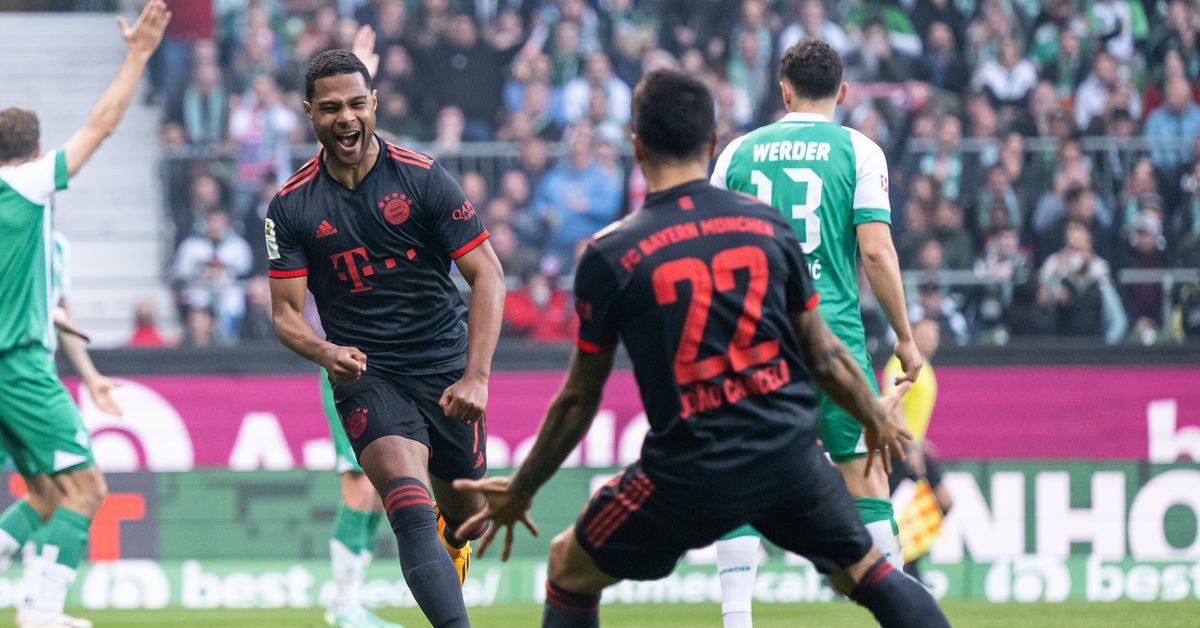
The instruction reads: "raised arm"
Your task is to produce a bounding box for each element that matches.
[63,1,171,178]
[268,275,366,384]
[454,347,616,559]
[790,305,911,475]
[857,221,922,384]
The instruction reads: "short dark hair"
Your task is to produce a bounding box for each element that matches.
[304,50,371,101]
[0,108,39,162]
[780,39,843,100]
[631,69,714,162]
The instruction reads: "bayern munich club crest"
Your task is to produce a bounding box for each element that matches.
[379,192,413,225]
[345,407,369,438]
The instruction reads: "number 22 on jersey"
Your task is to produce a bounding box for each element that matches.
[652,246,780,386]
[751,168,822,254]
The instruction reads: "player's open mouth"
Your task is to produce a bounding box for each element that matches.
[335,131,361,150]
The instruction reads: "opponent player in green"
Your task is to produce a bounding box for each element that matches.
[0,3,170,626]
[710,39,922,628]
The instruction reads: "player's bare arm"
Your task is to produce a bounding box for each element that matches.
[63,1,170,178]
[439,241,506,423]
[790,305,913,474]
[54,300,122,416]
[268,274,366,385]
[455,347,615,559]
[857,221,923,384]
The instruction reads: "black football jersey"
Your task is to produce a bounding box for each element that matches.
[574,179,822,491]
[265,136,489,376]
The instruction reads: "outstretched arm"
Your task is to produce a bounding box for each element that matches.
[857,221,922,384]
[454,347,615,559]
[63,1,171,178]
[790,306,911,475]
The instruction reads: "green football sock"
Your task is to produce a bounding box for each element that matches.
[365,510,384,548]
[856,497,903,569]
[32,508,90,569]
[0,500,43,553]
[332,504,374,555]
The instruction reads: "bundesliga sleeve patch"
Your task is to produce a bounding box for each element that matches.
[264,218,281,260]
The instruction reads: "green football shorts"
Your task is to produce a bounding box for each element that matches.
[0,345,94,476]
[815,350,879,463]
[321,371,362,473]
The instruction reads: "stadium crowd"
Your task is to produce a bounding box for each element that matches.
[144,0,1200,349]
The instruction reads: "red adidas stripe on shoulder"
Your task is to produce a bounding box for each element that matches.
[279,154,321,197]
[385,143,433,163]
[386,148,432,170]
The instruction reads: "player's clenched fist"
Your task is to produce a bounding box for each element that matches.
[440,375,488,422]
[323,345,367,385]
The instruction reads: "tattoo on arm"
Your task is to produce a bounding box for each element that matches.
[510,349,615,498]
[791,309,885,430]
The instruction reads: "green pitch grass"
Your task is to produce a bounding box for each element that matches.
[68,600,1200,627]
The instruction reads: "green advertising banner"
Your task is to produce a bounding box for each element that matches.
[0,461,1196,608]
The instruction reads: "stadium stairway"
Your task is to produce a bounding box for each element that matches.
[0,12,175,346]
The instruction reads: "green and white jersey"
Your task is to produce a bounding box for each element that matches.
[711,112,890,360]
[0,149,69,354]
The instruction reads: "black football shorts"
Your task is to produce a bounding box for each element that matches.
[574,442,872,581]
[331,368,487,482]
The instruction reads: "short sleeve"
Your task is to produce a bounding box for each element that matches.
[710,134,749,190]
[849,131,891,225]
[775,217,820,312]
[0,149,67,205]
[265,195,309,278]
[421,162,489,260]
[572,246,620,352]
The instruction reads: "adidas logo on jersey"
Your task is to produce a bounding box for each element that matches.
[315,220,338,238]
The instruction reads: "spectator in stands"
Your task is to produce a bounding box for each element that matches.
[1121,211,1168,343]
[1174,159,1200,254]
[179,61,227,145]
[932,199,974,269]
[185,307,217,348]
[1120,159,1161,231]
[461,171,489,208]
[238,276,275,342]
[973,37,1038,111]
[173,173,225,248]
[974,164,1022,233]
[562,52,631,127]
[1040,28,1088,100]
[547,19,586,86]
[149,0,214,110]
[1037,185,1115,265]
[912,0,966,56]
[1145,77,1200,175]
[1028,0,1085,69]
[228,75,297,205]
[910,282,971,346]
[173,210,254,344]
[503,266,576,343]
[1152,1,1200,76]
[914,21,969,94]
[727,31,771,119]
[778,0,853,56]
[534,123,621,268]
[127,301,166,348]
[1038,221,1128,343]
[975,228,1034,341]
[916,115,969,201]
[432,106,466,152]
[419,13,526,139]
[845,18,912,84]
[1075,52,1142,132]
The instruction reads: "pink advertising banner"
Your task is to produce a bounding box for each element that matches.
[64,365,1200,471]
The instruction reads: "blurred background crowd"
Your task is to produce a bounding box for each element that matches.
[141,0,1200,351]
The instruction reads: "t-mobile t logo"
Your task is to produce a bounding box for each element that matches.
[330,247,374,293]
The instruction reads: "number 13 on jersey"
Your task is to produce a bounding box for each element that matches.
[750,168,822,254]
